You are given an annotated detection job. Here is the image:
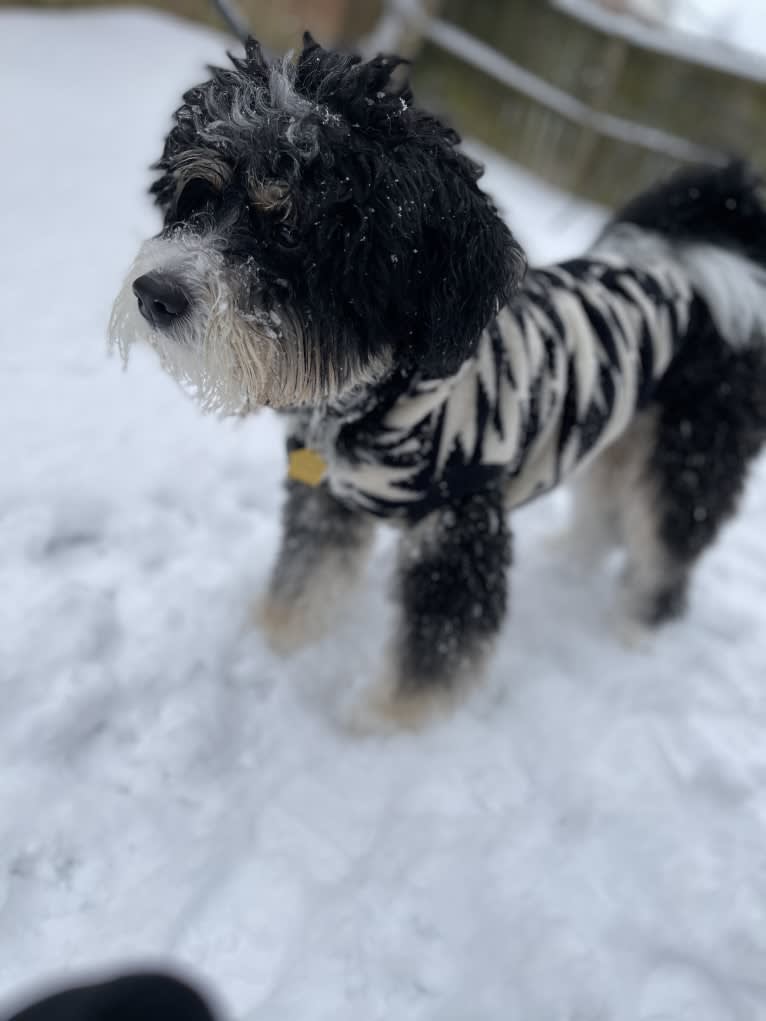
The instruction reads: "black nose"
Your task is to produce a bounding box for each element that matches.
[132,272,190,330]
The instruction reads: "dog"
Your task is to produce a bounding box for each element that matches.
[110,34,766,728]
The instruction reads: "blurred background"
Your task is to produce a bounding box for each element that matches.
[7,0,766,206]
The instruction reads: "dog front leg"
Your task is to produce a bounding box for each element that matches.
[353,482,512,729]
[258,479,375,653]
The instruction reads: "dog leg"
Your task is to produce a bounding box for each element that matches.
[635,334,766,622]
[614,332,766,633]
[548,460,622,568]
[580,409,693,637]
[351,483,511,730]
[258,479,375,653]
[618,467,691,634]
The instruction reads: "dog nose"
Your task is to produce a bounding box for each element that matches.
[132,272,190,330]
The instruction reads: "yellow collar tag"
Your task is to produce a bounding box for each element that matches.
[288,447,328,487]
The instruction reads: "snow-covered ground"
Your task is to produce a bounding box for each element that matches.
[2,8,766,1020]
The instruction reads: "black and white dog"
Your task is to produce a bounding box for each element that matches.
[110,35,766,727]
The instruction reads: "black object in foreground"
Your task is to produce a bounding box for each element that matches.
[3,972,217,1021]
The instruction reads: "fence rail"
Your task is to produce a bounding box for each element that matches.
[365,0,766,205]
[423,13,724,165]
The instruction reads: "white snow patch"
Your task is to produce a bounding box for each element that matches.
[557,0,766,76]
[671,0,766,61]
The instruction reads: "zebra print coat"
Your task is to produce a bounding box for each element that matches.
[292,240,700,521]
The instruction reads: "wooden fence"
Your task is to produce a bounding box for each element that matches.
[408,0,766,205]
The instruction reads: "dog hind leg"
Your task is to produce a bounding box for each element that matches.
[617,326,766,630]
[551,453,624,568]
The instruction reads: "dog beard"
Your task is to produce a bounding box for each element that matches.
[108,232,321,413]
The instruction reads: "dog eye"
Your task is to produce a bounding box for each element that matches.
[175,179,219,221]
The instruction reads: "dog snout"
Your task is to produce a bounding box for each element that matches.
[132,272,190,330]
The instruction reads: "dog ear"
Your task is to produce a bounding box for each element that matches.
[293,43,524,375]
[396,135,526,377]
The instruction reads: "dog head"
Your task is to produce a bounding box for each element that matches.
[109,34,525,413]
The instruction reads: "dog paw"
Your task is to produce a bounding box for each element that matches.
[614,564,687,649]
[612,609,653,652]
[253,594,322,655]
[340,678,454,736]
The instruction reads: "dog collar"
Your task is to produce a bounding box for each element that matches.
[288,447,327,487]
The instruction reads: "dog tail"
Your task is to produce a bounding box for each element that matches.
[612,160,766,349]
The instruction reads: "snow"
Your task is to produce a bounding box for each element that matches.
[555,0,766,79]
[2,8,766,1020]
[671,0,766,61]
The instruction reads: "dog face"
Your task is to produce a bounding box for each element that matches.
[110,35,525,413]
